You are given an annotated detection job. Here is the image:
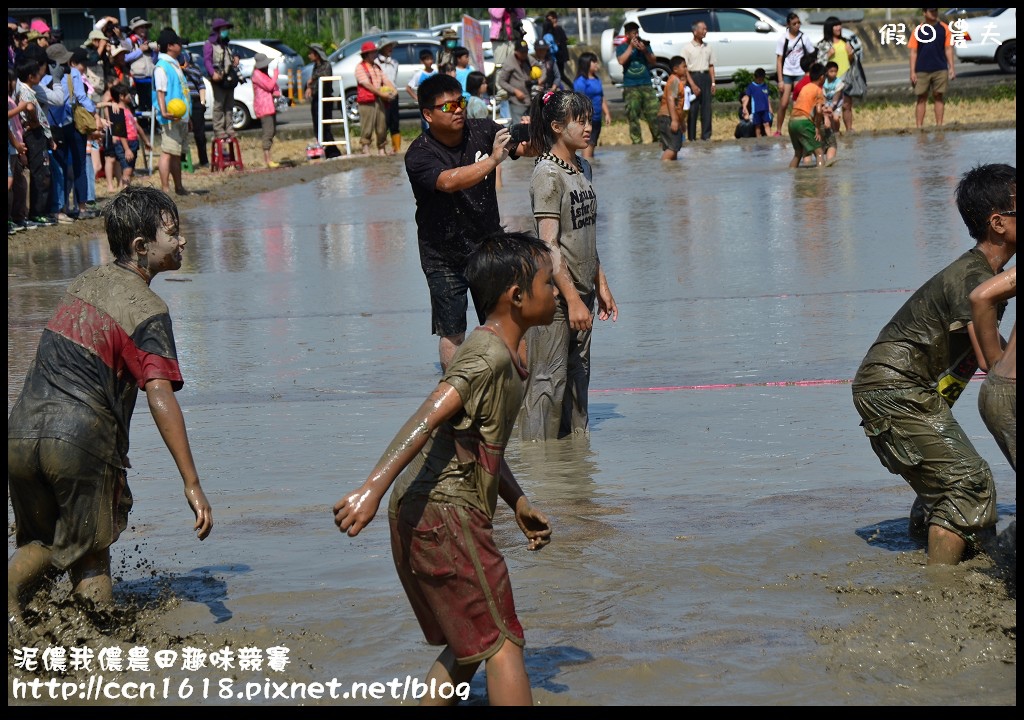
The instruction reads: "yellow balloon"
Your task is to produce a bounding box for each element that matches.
[530,66,542,81]
[166,98,187,118]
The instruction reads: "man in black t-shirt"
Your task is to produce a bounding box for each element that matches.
[405,74,528,372]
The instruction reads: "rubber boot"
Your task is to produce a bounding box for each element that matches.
[391,134,402,153]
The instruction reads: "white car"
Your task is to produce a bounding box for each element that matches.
[601,7,862,93]
[196,75,287,132]
[316,37,494,125]
[185,39,303,95]
[954,8,1016,74]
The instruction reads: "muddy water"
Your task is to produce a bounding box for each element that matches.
[8,130,1016,705]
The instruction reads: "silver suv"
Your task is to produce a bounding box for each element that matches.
[602,7,862,93]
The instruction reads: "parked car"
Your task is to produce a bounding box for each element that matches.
[601,7,862,94]
[185,39,304,95]
[954,7,1015,74]
[303,36,494,125]
[195,76,288,132]
[299,31,433,89]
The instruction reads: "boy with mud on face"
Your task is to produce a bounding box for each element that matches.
[8,186,213,639]
[852,163,1016,565]
[334,231,556,705]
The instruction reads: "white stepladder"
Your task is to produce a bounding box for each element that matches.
[317,76,351,157]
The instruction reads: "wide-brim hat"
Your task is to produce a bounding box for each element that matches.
[360,40,379,55]
[45,42,73,64]
[308,42,328,61]
[211,18,233,32]
[109,45,126,58]
[26,30,43,42]
[129,16,152,30]
[30,18,50,34]
[87,29,105,42]
[254,52,271,70]
[379,37,398,49]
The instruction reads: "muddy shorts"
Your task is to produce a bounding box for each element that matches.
[915,69,949,97]
[822,126,838,153]
[852,386,996,540]
[657,115,683,153]
[8,437,133,570]
[390,499,525,664]
[978,373,1016,471]
[425,267,481,338]
[789,117,821,154]
[519,295,594,441]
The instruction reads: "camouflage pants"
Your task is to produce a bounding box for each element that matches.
[622,85,660,145]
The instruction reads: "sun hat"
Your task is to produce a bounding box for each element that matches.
[254,53,271,70]
[87,29,106,43]
[211,18,233,32]
[45,42,73,65]
[109,44,126,59]
[30,18,50,34]
[26,30,43,42]
[129,17,152,30]
[308,42,328,62]
[360,40,379,55]
[379,37,398,49]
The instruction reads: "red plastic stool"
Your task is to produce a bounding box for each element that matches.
[211,137,244,172]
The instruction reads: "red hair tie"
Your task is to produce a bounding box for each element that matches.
[542,90,555,104]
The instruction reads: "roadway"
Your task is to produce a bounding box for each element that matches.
[267,60,1012,136]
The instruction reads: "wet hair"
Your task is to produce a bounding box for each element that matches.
[575,51,598,81]
[466,70,487,97]
[103,185,180,261]
[417,72,462,111]
[526,89,592,155]
[809,63,826,82]
[465,231,551,318]
[955,163,1016,241]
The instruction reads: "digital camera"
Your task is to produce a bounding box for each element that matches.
[508,122,531,146]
